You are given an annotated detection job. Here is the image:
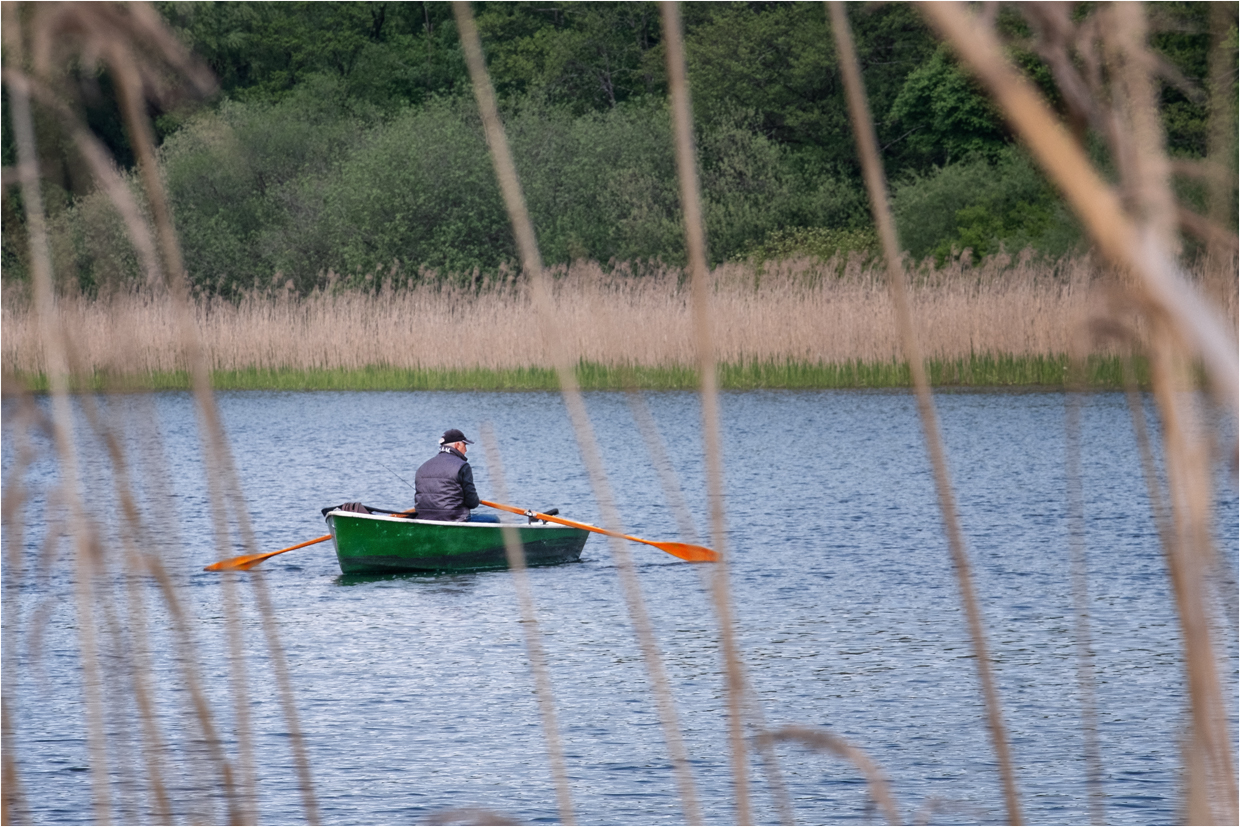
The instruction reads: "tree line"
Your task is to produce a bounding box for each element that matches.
[2,2,1232,297]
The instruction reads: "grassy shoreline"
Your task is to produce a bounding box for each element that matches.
[6,354,1153,394]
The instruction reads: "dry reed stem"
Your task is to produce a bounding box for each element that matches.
[770,726,901,825]
[455,4,703,822]
[3,9,113,821]
[0,394,39,826]
[110,38,258,822]
[1107,6,1237,817]
[480,425,575,824]
[218,565,255,823]
[922,3,1237,821]
[1148,337,1236,823]
[110,14,319,819]
[662,4,751,822]
[1,705,29,825]
[626,393,702,548]
[148,551,242,824]
[248,568,322,823]
[828,4,1024,823]
[85,397,174,823]
[1106,7,1236,820]
[918,3,1237,415]
[1119,347,1232,822]
[4,3,320,821]
[625,392,795,825]
[125,389,244,823]
[1105,4,1179,254]
[1118,353,1177,570]
[106,25,255,821]
[92,549,143,824]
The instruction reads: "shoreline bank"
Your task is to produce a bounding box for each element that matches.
[5,354,1155,394]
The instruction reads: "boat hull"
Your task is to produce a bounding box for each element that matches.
[325,511,589,574]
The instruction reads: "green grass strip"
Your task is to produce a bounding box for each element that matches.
[6,354,1154,394]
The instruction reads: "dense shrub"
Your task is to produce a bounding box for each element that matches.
[43,87,1090,298]
[149,90,879,294]
[890,147,1083,263]
[320,98,507,283]
[160,75,375,293]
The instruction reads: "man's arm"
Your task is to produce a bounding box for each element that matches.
[458,463,481,510]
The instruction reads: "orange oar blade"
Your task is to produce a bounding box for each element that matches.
[204,551,278,572]
[204,534,331,572]
[649,541,718,563]
[478,499,718,562]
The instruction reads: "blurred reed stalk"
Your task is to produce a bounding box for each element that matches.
[624,389,795,825]
[661,3,753,822]
[4,9,113,820]
[771,726,901,825]
[480,424,574,825]
[921,2,1238,822]
[827,4,1024,823]
[2,2,318,823]
[454,2,704,821]
[2,394,39,825]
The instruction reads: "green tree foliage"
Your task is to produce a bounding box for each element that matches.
[6,2,1228,296]
[887,46,1010,168]
[476,2,664,111]
[1147,2,1216,157]
[890,147,1082,262]
[158,1,467,110]
[159,76,373,292]
[682,2,941,175]
[321,97,508,281]
[142,90,874,294]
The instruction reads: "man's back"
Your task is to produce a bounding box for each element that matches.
[414,446,479,521]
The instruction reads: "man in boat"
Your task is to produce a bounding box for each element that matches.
[413,428,483,521]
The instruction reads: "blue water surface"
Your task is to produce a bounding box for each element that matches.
[2,388,1236,825]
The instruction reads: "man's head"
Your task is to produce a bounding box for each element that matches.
[439,428,474,453]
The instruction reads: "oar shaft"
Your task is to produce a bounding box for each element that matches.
[479,499,620,537]
[204,506,416,572]
[269,534,331,556]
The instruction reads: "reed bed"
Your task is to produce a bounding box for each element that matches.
[5,253,1215,389]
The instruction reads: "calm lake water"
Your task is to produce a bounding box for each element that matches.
[3,389,1237,825]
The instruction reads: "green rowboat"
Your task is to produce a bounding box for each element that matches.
[325,509,589,574]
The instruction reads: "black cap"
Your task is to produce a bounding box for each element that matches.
[439,428,473,445]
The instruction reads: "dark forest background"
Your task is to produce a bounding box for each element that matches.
[2,2,1235,296]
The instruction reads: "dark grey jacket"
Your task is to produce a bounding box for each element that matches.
[414,446,480,521]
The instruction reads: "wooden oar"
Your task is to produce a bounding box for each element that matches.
[479,499,718,563]
[204,535,331,572]
[204,507,415,572]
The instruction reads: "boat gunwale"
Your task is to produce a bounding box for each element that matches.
[323,509,580,530]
